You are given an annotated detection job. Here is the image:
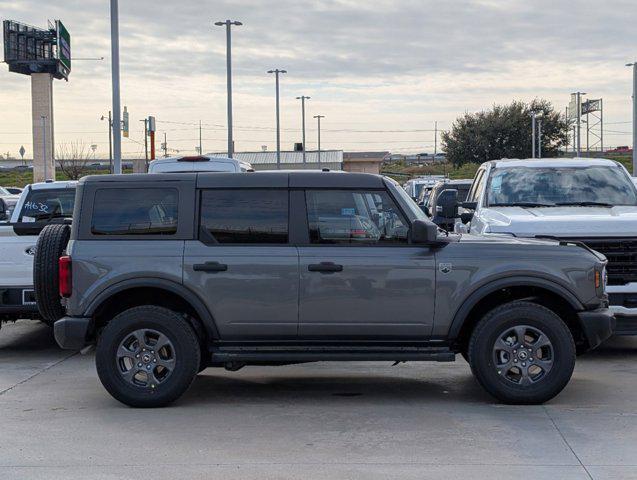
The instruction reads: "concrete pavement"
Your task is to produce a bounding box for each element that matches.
[0,320,636,480]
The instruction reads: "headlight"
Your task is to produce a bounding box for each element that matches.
[595,265,607,296]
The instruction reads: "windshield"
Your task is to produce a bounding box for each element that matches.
[0,187,9,195]
[486,166,637,207]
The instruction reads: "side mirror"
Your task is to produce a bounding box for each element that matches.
[437,189,459,218]
[411,219,439,244]
[419,204,430,216]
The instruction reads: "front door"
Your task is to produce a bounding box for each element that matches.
[184,188,299,340]
[298,189,436,339]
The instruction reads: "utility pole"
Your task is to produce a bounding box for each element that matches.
[572,91,586,157]
[140,118,148,169]
[627,62,637,174]
[531,112,536,158]
[215,20,242,158]
[101,112,113,173]
[600,98,604,153]
[268,69,287,168]
[314,114,324,167]
[434,121,438,158]
[296,96,310,163]
[565,107,569,154]
[110,0,122,174]
[538,117,542,159]
[199,120,203,155]
[163,132,168,157]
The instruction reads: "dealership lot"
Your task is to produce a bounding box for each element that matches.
[0,320,635,480]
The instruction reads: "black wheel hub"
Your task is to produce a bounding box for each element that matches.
[116,329,176,389]
[493,325,554,386]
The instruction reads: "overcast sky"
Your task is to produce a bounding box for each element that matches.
[1,0,636,159]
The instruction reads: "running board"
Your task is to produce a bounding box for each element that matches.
[210,346,455,363]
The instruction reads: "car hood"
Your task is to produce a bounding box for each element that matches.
[481,205,637,237]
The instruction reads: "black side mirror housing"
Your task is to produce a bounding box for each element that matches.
[437,189,459,218]
[411,219,439,244]
[419,204,430,216]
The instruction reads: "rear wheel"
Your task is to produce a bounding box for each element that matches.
[33,224,70,326]
[468,301,575,404]
[96,306,200,407]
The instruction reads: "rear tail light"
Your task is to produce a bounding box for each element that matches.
[59,256,72,298]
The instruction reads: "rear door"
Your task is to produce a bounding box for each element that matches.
[183,188,299,340]
[297,188,436,339]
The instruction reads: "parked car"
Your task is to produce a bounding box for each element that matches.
[403,175,446,200]
[444,158,637,335]
[423,179,473,231]
[0,180,77,323]
[0,187,20,222]
[35,171,613,407]
[148,155,253,174]
[5,187,23,195]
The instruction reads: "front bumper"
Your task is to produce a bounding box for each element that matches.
[577,307,616,350]
[607,283,637,335]
[54,316,91,350]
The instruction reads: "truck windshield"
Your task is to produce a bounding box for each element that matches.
[486,166,637,207]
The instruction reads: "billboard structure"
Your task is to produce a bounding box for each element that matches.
[566,94,603,156]
[3,19,71,80]
[3,19,71,182]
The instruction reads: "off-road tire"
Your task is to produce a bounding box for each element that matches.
[468,301,576,405]
[96,306,201,408]
[33,223,71,326]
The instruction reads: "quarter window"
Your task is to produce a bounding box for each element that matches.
[91,188,178,235]
[200,190,288,244]
[306,190,409,245]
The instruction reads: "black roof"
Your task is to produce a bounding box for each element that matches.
[80,171,386,189]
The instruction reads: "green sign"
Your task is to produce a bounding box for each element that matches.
[56,20,71,73]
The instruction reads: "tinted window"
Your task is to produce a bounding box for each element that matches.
[92,188,178,235]
[306,190,409,245]
[20,188,76,221]
[200,190,288,244]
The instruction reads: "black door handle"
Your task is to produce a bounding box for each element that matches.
[193,261,228,273]
[308,262,343,273]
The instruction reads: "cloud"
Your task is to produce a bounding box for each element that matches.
[0,0,635,157]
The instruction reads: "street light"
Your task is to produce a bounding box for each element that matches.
[627,62,637,174]
[215,20,242,158]
[296,95,310,163]
[267,69,287,168]
[313,114,325,167]
[109,0,122,174]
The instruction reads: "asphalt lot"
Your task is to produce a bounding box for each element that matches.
[0,320,636,480]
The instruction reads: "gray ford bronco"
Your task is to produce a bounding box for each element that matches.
[34,171,614,407]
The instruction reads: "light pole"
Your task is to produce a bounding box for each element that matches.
[537,116,543,159]
[110,0,122,174]
[296,95,310,163]
[41,115,47,180]
[314,114,324,167]
[571,91,586,157]
[215,20,242,158]
[627,62,637,174]
[268,69,287,168]
[530,112,537,158]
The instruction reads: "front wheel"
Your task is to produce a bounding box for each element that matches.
[96,306,201,408]
[468,301,576,405]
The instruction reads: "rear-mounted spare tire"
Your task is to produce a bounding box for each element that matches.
[34,223,71,326]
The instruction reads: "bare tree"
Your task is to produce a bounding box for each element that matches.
[56,141,93,180]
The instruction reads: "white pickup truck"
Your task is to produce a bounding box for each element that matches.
[0,181,76,323]
[444,158,637,335]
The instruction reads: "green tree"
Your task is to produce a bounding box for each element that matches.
[441,99,568,167]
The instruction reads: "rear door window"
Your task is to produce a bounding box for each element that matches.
[19,188,76,222]
[200,189,288,244]
[91,188,179,235]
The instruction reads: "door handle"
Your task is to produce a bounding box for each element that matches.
[193,261,228,273]
[308,262,343,273]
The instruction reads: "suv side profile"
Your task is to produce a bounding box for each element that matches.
[41,172,614,407]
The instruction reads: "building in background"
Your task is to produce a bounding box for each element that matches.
[342,152,388,174]
[211,150,343,171]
